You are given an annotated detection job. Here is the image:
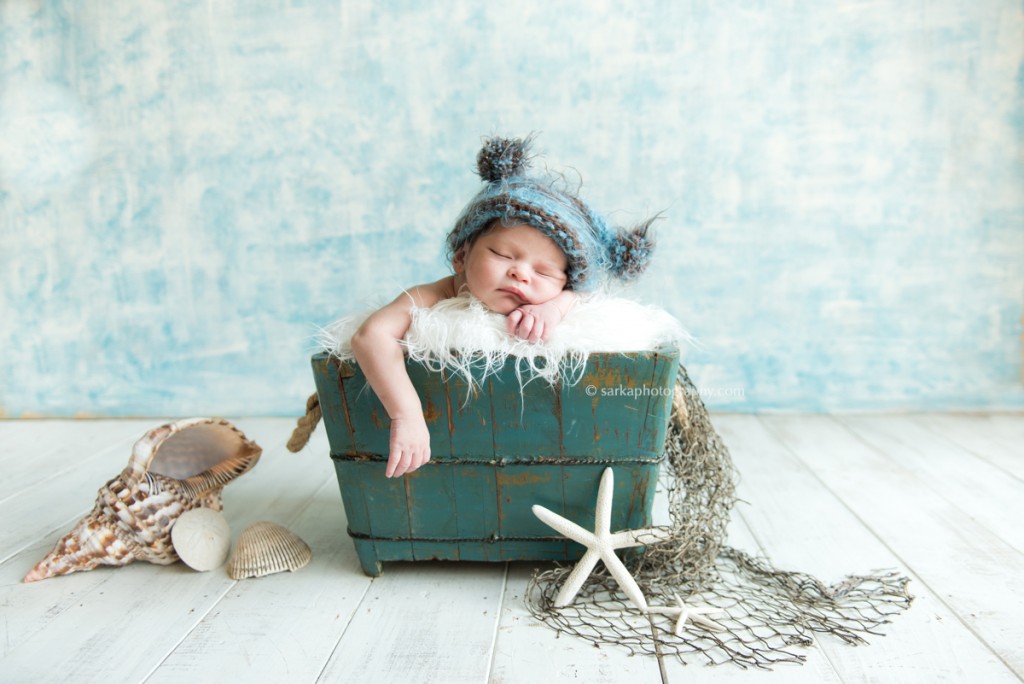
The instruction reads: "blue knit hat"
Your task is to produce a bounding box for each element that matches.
[446,136,655,291]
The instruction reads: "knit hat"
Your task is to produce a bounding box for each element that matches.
[446,136,655,291]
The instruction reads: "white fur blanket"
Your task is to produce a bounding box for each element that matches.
[317,292,690,388]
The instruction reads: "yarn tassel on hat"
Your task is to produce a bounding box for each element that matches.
[608,216,658,280]
[476,135,534,182]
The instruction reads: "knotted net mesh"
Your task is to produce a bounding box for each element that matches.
[524,365,913,669]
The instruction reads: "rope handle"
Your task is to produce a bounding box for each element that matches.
[287,392,322,452]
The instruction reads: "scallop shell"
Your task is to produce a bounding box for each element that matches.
[171,507,231,572]
[227,522,312,580]
[24,418,261,583]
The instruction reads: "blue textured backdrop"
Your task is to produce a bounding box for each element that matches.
[1,0,1022,416]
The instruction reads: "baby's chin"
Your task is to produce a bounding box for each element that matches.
[467,290,523,315]
[483,300,520,316]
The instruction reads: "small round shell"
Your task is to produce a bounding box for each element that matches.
[171,508,231,572]
[227,522,312,580]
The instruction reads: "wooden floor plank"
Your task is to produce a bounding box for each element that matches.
[144,437,371,684]
[760,414,1024,678]
[1,540,240,684]
[0,419,316,684]
[717,415,1019,683]
[835,415,1024,553]
[0,419,152,504]
[0,419,89,463]
[489,562,663,683]
[317,560,506,684]
[988,414,1024,441]
[912,414,1024,483]
[0,418,150,473]
[3,415,1022,683]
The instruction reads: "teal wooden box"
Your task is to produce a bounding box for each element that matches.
[311,347,679,576]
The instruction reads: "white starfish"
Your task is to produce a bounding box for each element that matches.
[531,467,672,610]
[646,592,726,636]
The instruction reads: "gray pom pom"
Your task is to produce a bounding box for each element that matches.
[476,136,532,182]
[609,218,657,280]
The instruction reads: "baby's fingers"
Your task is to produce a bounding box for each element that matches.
[506,310,523,336]
[514,313,536,340]
[387,448,412,478]
[530,320,546,343]
[407,448,432,475]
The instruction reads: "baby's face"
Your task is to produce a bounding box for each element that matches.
[454,223,568,314]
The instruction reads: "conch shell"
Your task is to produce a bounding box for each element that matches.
[24,418,261,582]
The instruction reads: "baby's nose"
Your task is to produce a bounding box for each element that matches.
[508,262,531,281]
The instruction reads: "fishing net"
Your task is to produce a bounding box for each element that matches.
[524,364,913,669]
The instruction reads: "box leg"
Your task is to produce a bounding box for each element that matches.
[354,541,383,576]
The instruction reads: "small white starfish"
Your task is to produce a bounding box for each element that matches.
[532,467,672,610]
[646,592,726,636]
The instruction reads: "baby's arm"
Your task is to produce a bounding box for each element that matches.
[506,290,578,343]
[350,278,453,477]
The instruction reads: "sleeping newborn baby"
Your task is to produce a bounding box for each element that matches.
[350,136,656,478]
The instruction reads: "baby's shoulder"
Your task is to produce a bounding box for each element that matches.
[405,276,457,308]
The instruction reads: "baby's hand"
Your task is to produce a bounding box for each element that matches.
[507,300,565,343]
[386,415,431,478]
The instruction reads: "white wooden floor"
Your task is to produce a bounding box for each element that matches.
[1,413,1021,684]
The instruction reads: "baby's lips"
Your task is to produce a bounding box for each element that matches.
[499,286,527,303]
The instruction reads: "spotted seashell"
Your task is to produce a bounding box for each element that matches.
[227,521,311,580]
[23,418,261,583]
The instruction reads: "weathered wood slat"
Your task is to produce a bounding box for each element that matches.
[494,380,562,459]
[758,414,1024,679]
[837,414,1024,553]
[912,414,1024,483]
[446,372,493,458]
[408,464,460,561]
[0,419,84,463]
[988,414,1024,441]
[490,562,664,682]
[316,562,506,683]
[719,415,1020,682]
[0,419,152,504]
